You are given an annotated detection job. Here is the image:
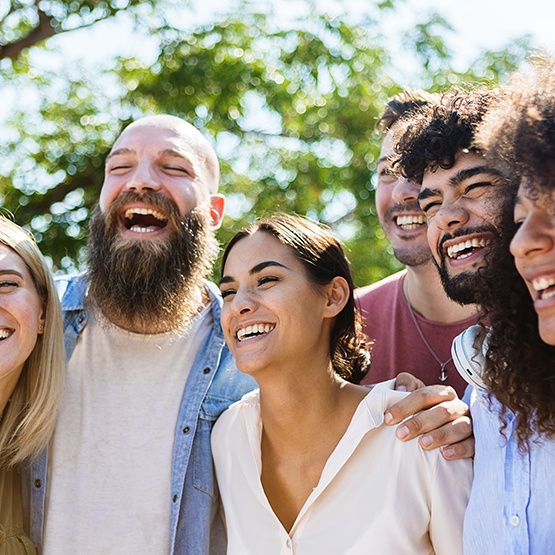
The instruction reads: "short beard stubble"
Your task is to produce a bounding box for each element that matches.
[87,192,219,334]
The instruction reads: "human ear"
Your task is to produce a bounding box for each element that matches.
[323,277,350,318]
[209,194,225,229]
[38,304,46,335]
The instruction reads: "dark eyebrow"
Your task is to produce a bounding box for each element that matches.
[448,165,504,187]
[418,165,505,203]
[0,269,24,278]
[418,187,439,203]
[219,260,288,286]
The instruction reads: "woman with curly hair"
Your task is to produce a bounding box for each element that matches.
[452,57,555,554]
[212,213,471,554]
[0,217,65,554]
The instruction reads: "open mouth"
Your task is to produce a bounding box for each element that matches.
[396,215,425,231]
[0,328,14,341]
[236,323,275,342]
[122,207,168,233]
[532,277,555,301]
[446,237,490,260]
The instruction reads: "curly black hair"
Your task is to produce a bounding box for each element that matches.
[378,89,440,132]
[474,57,555,449]
[395,87,502,183]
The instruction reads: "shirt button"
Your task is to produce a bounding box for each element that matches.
[203,367,211,374]
[183,426,190,434]
[286,539,292,549]
[510,515,521,526]
[34,479,42,488]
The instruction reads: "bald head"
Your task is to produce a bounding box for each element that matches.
[114,114,220,194]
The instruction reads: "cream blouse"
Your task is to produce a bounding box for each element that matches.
[212,381,472,555]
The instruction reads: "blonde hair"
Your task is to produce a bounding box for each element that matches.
[0,217,65,467]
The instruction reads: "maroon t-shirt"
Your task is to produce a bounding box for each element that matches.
[355,270,477,397]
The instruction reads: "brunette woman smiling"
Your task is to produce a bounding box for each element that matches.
[212,214,471,555]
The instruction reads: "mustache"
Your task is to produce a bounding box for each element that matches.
[438,224,499,253]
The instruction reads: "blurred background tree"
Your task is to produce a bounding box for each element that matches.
[0,0,532,284]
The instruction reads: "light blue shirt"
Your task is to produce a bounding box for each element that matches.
[465,386,555,555]
[28,274,256,554]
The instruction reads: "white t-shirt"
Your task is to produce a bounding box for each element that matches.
[212,381,472,555]
[43,306,211,555]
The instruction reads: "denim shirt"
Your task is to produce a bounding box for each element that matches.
[28,274,256,554]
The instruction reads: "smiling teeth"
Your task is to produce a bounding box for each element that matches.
[124,208,166,221]
[0,329,13,340]
[396,215,425,228]
[532,277,555,291]
[237,324,274,342]
[447,238,490,259]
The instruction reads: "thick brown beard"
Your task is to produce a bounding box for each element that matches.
[87,192,219,333]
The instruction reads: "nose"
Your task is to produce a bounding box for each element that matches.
[230,287,258,316]
[391,176,420,205]
[434,201,470,232]
[510,214,554,261]
[125,161,161,194]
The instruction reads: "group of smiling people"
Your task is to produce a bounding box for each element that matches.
[1,56,555,554]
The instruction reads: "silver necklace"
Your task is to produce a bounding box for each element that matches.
[403,283,452,382]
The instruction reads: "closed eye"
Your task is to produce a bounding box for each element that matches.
[163,166,190,174]
[420,200,441,214]
[0,280,19,289]
[464,181,492,194]
[220,288,236,299]
[258,275,280,287]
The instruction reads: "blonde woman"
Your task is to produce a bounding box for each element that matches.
[0,217,65,554]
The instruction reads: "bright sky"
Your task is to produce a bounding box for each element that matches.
[2,0,554,121]
[38,0,555,75]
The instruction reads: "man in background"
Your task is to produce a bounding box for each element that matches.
[357,91,479,396]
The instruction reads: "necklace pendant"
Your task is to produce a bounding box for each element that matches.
[439,362,448,382]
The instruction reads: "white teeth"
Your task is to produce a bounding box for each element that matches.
[129,226,157,233]
[124,208,166,221]
[396,215,425,228]
[532,277,555,292]
[0,329,13,340]
[447,238,490,259]
[236,324,274,342]
[542,289,555,300]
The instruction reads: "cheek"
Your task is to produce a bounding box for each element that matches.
[426,224,441,258]
[220,304,235,343]
[375,186,391,218]
[99,180,119,212]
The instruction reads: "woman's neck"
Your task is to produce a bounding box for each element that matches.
[257,365,368,532]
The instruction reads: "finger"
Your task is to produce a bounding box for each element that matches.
[441,436,475,461]
[416,415,473,449]
[384,385,458,425]
[394,372,426,393]
[393,400,469,442]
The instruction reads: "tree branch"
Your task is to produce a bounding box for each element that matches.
[0,8,58,60]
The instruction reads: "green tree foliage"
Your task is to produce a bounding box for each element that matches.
[0,2,532,284]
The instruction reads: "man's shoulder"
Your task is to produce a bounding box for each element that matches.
[55,273,88,310]
[356,270,405,304]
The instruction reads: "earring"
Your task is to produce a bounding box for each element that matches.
[38,324,45,334]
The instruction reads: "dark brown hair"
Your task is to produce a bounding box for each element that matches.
[221,213,370,383]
